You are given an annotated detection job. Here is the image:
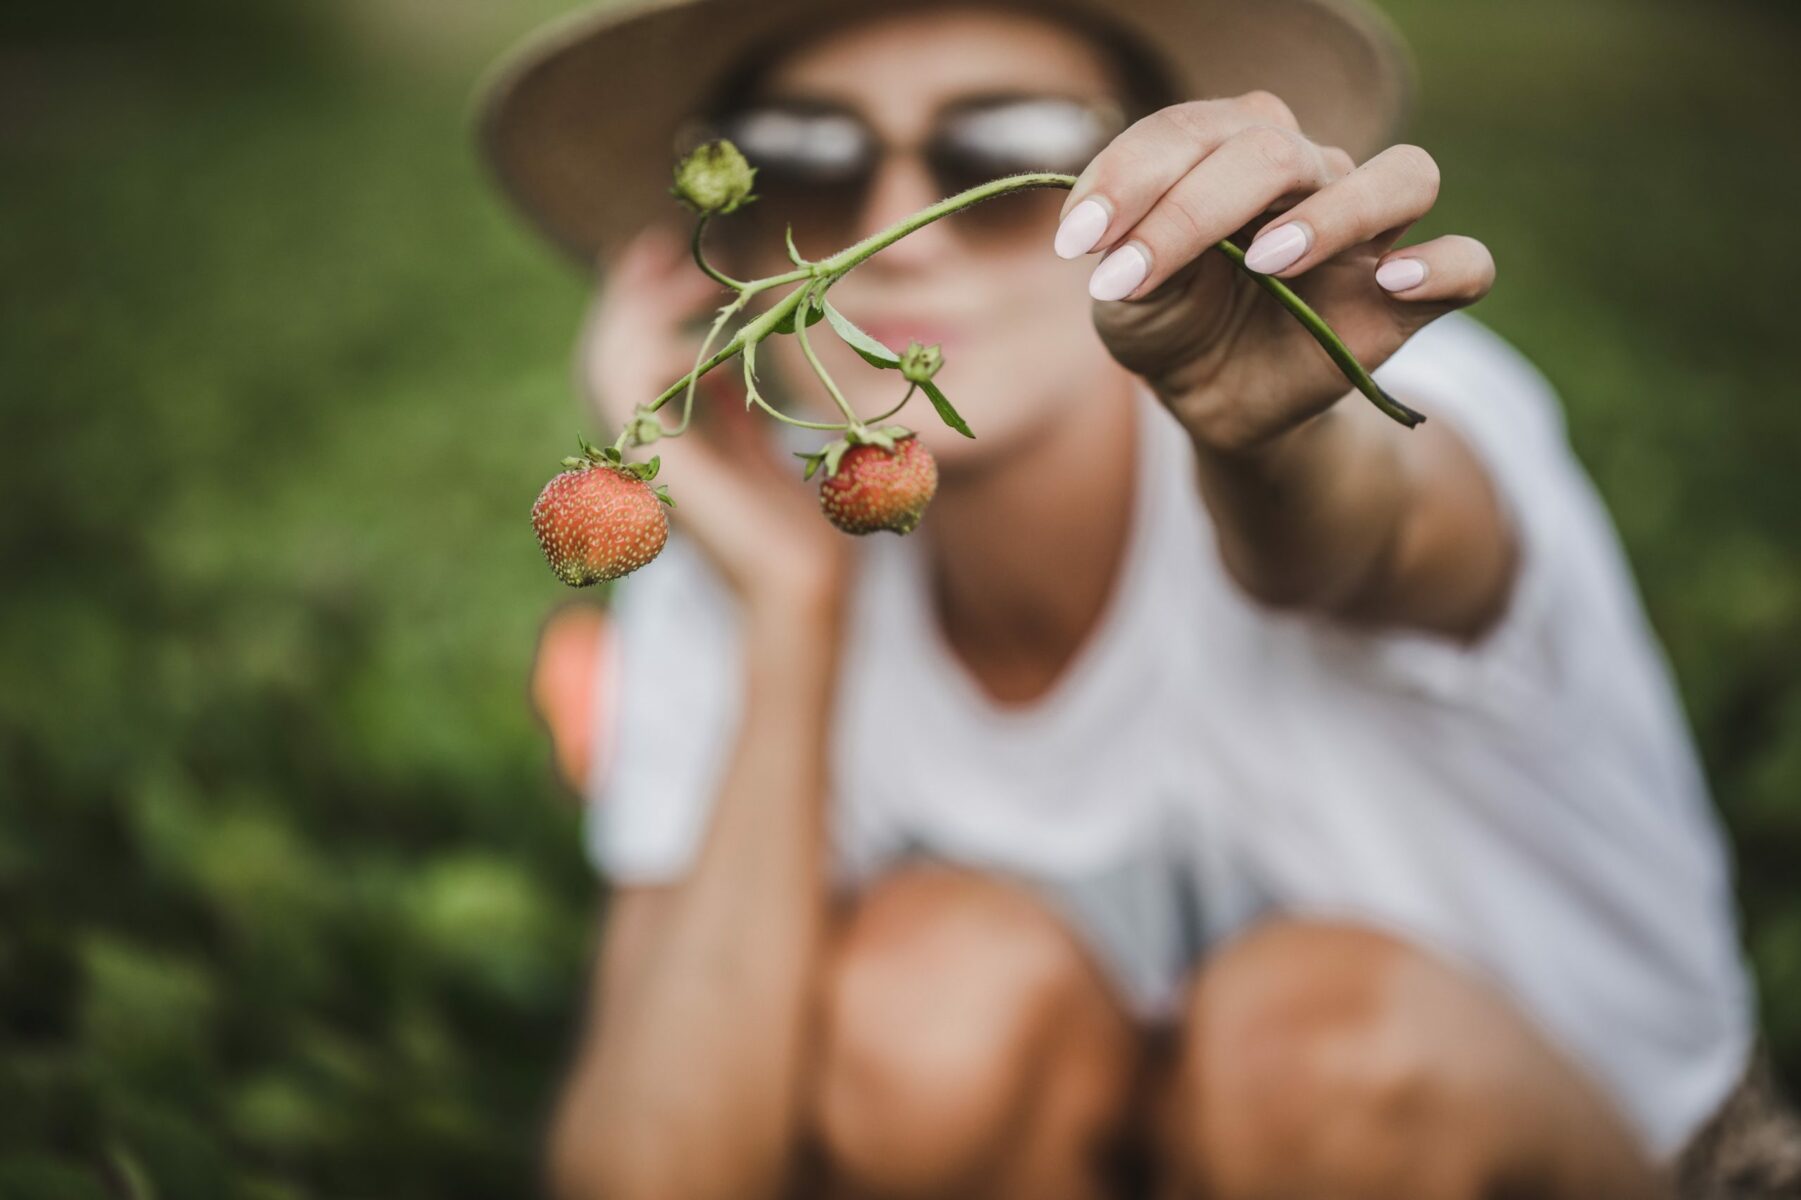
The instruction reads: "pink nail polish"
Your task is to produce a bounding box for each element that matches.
[1376,258,1428,292]
[1243,223,1311,274]
[1054,198,1110,259]
[1088,244,1148,301]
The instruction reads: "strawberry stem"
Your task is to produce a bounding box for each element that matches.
[691,215,749,291]
[867,382,919,425]
[792,280,864,430]
[622,166,1422,454]
[1214,239,1424,428]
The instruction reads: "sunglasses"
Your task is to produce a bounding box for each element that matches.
[685,93,1126,256]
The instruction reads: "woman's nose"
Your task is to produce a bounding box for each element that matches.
[853,150,957,270]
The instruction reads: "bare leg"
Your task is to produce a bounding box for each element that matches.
[809,864,1148,1200]
[1158,920,1669,1200]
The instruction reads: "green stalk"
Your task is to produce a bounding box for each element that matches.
[815,171,1421,428]
[792,281,863,427]
[690,216,748,291]
[817,172,1078,276]
[1214,240,1423,427]
[636,171,1419,432]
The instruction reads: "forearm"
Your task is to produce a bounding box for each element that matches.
[1191,398,1412,615]
[1187,390,1517,640]
[552,586,844,1200]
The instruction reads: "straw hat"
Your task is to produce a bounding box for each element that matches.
[476,0,1415,268]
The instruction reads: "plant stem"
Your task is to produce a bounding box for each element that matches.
[639,283,807,414]
[671,297,742,434]
[868,382,918,425]
[816,172,1421,428]
[691,217,748,291]
[793,281,862,428]
[636,170,1420,433]
[818,172,1077,277]
[1214,240,1424,428]
[741,341,850,432]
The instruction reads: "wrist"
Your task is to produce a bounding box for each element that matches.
[744,569,848,665]
[1172,382,1333,465]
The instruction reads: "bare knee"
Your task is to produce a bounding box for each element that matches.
[814,865,1137,1197]
[1171,922,1498,1200]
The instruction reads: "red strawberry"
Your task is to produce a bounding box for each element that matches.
[532,461,670,586]
[818,436,938,535]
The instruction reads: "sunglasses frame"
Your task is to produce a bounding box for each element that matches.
[674,92,1126,248]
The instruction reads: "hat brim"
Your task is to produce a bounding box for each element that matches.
[476,0,1415,269]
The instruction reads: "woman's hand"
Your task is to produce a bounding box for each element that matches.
[1057,91,1495,453]
[579,225,851,611]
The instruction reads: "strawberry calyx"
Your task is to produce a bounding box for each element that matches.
[561,436,674,507]
[793,424,915,481]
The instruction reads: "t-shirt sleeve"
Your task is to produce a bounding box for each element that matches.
[1338,313,1620,719]
[580,533,743,884]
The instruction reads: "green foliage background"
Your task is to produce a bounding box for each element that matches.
[2,0,1796,1193]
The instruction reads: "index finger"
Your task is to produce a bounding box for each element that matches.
[1052,91,1301,259]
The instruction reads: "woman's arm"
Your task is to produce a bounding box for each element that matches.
[1069,93,1508,639]
[546,224,856,1200]
[1189,394,1517,640]
[548,577,845,1200]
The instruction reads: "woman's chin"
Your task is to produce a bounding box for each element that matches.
[910,408,1043,477]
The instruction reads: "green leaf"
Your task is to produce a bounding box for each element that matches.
[920,379,974,439]
[821,298,902,368]
[823,440,850,478]
[770,295,826,335]
[560,456,585,470]
[638,455,660,481]
[654,484,675,508]
[602,446,623,463]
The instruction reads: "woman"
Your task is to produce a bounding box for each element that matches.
[482,1,1779,1196]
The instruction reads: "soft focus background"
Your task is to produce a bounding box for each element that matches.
[3,0,1798,1194]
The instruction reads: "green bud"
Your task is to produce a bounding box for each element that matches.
[670,140,758,216]
[900,340,943,384]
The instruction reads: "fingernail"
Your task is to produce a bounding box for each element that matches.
[1376,258,1428,292]
[1243,222,1311,274]
[1089,243,1148,301]
[1054,198,1110,259]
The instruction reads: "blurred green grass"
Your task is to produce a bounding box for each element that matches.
[1,0,1796,1193]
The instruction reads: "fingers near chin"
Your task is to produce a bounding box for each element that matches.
[1376,235,1496,309]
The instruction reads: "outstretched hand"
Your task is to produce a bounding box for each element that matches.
[1058,91,1495,453]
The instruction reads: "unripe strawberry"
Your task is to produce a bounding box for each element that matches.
[819,437,937,535]
[532,462,669,586]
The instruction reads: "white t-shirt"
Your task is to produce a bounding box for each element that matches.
[582,312,1753,1158]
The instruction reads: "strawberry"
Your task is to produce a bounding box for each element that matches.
[532,446,673,586]
[817,435,937,536]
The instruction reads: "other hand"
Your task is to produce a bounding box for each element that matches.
[579,226,850,609]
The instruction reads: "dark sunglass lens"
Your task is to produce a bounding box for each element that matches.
[711,106,873,256]
[719,107,872,182]
[934,97,1121,183]
[929,98,1120,242]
